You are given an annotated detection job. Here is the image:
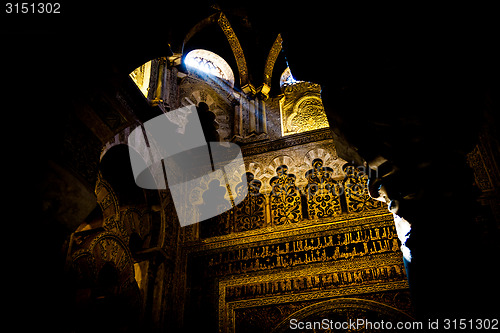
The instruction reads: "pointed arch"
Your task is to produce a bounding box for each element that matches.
[271,298,414,333]
[217,13,250,87]
[182,13,220,52]
[181,12,251,89]
[263,34,283,88]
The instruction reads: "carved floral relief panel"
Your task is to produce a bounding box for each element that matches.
[280,82,330,136]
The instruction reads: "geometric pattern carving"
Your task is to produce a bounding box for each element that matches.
[198,162,387,239]
[263,34,283,88]
[218,13,249,86]
[200,173,267,238]
[203,222,401,277]
[122,208,152,248]
[233,172,267,232]
[280,82,330,136]
[305,158,342,219]
[270,165,302,225]
[343,165,384,213]
[290,95,329,133]
[225,263,407,302]
[212,212,409,333]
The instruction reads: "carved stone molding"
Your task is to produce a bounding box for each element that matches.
[241,127,333,156]
[218,13,249,87]
[218,252,409,333]
[263,34,283,89]
[187,210,394,253]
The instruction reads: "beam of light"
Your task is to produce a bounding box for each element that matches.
[184,49,235,88]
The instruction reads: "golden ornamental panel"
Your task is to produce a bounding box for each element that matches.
[188,214,399,282]
[200,223,400,278]
[343,165,384,213]
[233,173,267,232]
[263,34,283,87]
[187,210,392,252]
[217,252,408,333]
[269,165,302,225]
[218,13,249,86]
[280,82,330,136]
[194,162,387,240]
[305,159,342,219]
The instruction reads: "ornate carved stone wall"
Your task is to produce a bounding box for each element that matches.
[175,70,411,332]
[68,172,183,332]
[76,33,413,332]
[186,210,409,332]
[280,82,330,136]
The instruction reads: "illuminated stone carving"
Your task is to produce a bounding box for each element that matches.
[270,165,302,225]
[129,61,151,97]
[263,34,283,89]
[233,173,267,232]
[344,165,384,213]
[280,81,330,136]
[218,13,249,87]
